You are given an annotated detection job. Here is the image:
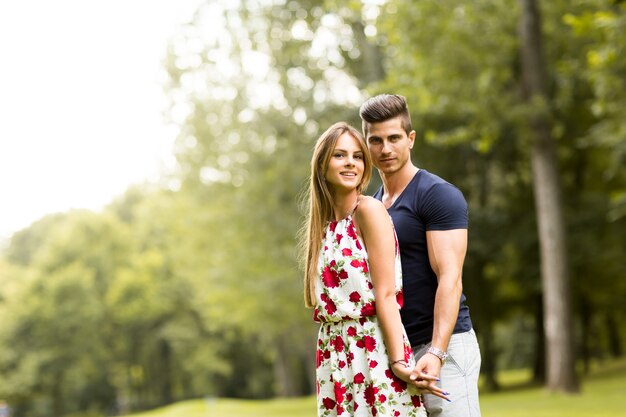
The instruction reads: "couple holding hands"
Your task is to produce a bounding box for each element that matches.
[302,94,481,417]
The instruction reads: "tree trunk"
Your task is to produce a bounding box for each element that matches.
[580,294,592,374]
[158,339,173,404]
[517,0,579,393]
[304,326,318,395]
[606,313,623,358]
[474,157,499,392]
[478,318,499,391]
[52,370,64,417]
[350,20,386,86]
[273,333,298,397]
[532,294,546,383]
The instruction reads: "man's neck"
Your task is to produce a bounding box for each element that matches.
[380,164,419,198]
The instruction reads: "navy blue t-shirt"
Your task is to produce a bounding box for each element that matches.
[373,169,473,346]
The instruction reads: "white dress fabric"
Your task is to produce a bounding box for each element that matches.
[314,212,426,417]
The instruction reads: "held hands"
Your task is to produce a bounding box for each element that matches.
[390,356,450,401]
[409,353,451,401]
[390,361,419,386]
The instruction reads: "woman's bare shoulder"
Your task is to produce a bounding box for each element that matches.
[358,195,385,209]
[356,196,388,221]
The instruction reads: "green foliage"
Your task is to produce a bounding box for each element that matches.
[0,211,126,415]
[162,0,369,398]
[370,0,626,384]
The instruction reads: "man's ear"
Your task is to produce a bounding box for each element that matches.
[408,130,416,149]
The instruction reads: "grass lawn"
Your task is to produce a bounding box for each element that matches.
[479,358,626,417]
[120,358,626,417]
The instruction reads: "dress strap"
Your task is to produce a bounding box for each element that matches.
[349,196,361,216]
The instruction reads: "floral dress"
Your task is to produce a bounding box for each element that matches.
[313,210,425,417]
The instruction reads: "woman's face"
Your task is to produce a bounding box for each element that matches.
[324,132,365,193]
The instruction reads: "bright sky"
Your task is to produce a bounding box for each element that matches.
[0,0,203,242]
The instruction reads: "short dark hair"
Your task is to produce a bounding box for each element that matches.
[359,94,412,137]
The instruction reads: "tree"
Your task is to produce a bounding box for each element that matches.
[517,0,579,393]
[372,0,625,389]
[0,211,129,416]
[162,0,372,396]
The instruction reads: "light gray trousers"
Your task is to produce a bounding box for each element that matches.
[413,329,482,417]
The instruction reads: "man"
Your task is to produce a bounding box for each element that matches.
[359,94,481,417]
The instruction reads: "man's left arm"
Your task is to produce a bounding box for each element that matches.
[412,228,467,387]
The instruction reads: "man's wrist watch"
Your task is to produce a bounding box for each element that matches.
[426,346,448,363]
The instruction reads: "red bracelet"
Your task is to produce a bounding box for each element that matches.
[390,359,410,368]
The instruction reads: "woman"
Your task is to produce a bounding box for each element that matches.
[301,122,445,416]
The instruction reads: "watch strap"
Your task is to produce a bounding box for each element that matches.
[426,346,448,363]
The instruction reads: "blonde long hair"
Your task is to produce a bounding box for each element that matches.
[301,122,372,307]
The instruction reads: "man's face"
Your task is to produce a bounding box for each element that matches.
[365,116,415,176]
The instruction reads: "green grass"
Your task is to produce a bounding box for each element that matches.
[119,397,314,417]
[120,358,626,417]
[480,359,626,417]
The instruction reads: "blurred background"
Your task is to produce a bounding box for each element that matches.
[0,0,625,416]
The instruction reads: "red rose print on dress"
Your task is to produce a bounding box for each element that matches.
[322,266,340,288]
[313,308,320,322]
[391,376,407,393]
[360,301,376,316]
[322,397,336,410]
[364,384,379,406]
[404,343,412,360]
[396,290,404,307]
[315,214,423,416]
[332,335,345,352]
[347,222,358,240]
[411,395,422,407]
[363,335,377,352]
[321,293,337,315]
[338,269,348,280]
[350,259,369,273]
[349,291,361,303]
[356,335,377,352]
[334,381,346,404]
